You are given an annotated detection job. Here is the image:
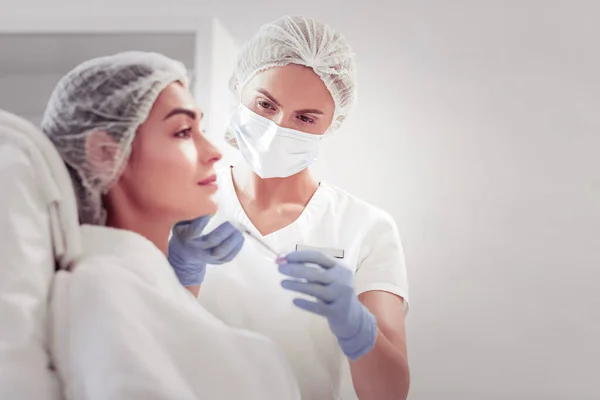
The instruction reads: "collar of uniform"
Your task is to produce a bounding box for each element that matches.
[221,164,332,243]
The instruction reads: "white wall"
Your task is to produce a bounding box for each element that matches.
[193,23,213,127]
[1,1,598,399]
[325,3,600,399]
[207,18,242,169]
[0,33,197,126]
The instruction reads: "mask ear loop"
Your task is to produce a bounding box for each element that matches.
[223,87,245,148]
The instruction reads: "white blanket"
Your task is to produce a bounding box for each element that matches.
[51,224,301,400]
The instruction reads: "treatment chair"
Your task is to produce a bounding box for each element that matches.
[0,110,81,399]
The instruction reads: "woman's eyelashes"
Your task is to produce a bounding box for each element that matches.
[174,127,192,138]
[297,114,315,125]
[257,99,316,126]
[258,99,276,112]
[174,125,207,139]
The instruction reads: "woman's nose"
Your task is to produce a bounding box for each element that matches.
[198,136,222,165]
[273,111,286,127]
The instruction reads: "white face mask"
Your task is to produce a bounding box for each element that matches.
[229,105,324,179]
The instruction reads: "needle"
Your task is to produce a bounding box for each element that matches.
[230,221,282,259]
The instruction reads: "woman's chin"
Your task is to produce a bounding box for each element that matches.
[170,199,219,223]
[192,201,218,220]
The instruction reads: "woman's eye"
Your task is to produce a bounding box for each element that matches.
[174,128,192,138]
[258,100,275,110]
[298,115,315,124]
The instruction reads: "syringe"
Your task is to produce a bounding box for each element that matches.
[230,221,282,260]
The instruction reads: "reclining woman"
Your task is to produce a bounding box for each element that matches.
[42,51,300,400]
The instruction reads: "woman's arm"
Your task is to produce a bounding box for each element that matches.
[349,209,410,399]
[279,250,410,399]
[350,291,409,400]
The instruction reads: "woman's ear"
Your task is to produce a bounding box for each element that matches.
[85,131,119,174]
[224,127,239,148]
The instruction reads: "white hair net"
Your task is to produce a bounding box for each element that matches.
[226,15,356,146]
[41,51,189,225]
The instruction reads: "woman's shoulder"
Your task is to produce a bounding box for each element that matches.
[80,225,161,258]
[319,182,394,223]
[74,225,178,288]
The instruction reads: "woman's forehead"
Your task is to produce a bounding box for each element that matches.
[246,65,334,111]
[153,83,200,115]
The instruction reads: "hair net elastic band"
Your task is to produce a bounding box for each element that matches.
[237,59,354,121]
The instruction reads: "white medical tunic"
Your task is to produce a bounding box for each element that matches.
[50,225,300,400]
[198,167,409,400]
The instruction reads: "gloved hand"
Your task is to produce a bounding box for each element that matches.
[168,216,244,286]
[277,250,378,360]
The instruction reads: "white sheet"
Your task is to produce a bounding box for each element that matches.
[51,224,300,400]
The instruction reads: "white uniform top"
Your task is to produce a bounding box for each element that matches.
[199,167,409,400]
[50,225,300,400]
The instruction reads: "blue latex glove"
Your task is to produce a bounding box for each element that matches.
[278,250,378,360]
[168,216,244,286]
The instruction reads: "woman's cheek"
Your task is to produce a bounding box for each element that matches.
[155,142,197,170]
[180,144,198,166]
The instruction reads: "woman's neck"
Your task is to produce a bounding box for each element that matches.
[232,162,319,209]
[104,206,172,256]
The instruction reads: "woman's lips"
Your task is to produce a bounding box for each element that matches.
[198,175,217,185]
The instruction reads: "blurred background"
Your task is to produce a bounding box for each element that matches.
[1,1,598,398]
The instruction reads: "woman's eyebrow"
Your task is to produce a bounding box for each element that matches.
[295,108,324,115]
[163,108,202,121]
[257,89,323,115]
[257,89,282,107]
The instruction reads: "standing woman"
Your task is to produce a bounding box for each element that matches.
[169,16,410,400]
